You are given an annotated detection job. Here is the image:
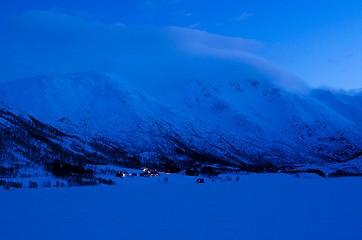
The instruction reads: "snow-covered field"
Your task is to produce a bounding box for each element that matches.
[1,173,362,240]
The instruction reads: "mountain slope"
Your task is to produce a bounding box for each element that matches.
[146,75,361,155]
[0,72,361,169]
[0,102,114,170]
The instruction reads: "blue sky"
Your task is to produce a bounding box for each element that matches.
[1,0,361,89]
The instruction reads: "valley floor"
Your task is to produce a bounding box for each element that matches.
[1,173,362,240]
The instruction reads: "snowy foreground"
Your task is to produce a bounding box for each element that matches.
[1,173,362,240]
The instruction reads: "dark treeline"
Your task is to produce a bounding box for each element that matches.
[0,179,23,189]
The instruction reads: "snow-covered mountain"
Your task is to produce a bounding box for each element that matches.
[0,72,361,171]
[0,101,131,171]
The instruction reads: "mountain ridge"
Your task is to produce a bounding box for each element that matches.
[0,72,361,172]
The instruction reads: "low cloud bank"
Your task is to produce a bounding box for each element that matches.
[0,10,309,93]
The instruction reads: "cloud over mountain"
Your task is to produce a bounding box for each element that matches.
[0,10,308,93]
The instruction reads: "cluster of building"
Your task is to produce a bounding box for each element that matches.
[115,168,160,178]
